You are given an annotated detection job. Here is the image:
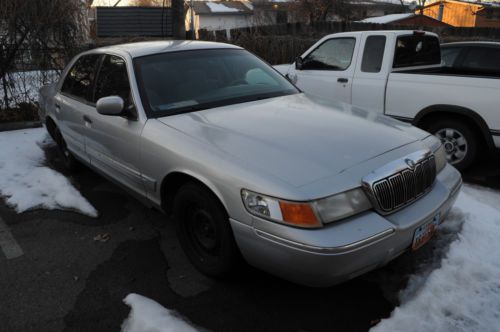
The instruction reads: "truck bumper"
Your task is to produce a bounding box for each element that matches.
[231,164,462,287]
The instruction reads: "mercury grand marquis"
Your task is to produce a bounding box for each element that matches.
[39,41,462,286]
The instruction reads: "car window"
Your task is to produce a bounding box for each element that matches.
[461,47,500,72]
[61,54,101,102]
[134,49,298,116]
[441,47,461,67]
[361,36,386,73]
[302,38,356,71]
[393,35,440,68]
[94,55,131,105]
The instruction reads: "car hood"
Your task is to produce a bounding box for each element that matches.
[157,93,428,187]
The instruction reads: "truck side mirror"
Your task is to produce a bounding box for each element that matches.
[295,56,303,70]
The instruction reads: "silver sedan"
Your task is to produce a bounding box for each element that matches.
[39,41,462,286]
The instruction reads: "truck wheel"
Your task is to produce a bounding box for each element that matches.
[172,182,240,277]
[426,119,478,171]
[54,127,79,172]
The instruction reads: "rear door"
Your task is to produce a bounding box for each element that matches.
[83,54,147,196]
[56,54,101,163]
[291,37,358,104]
[352,34,389,113]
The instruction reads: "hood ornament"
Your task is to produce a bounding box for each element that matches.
[405,158,416,169]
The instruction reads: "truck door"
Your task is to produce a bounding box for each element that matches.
[289,37,357,104]
[352,35,388,114]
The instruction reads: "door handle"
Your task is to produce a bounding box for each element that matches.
[55,103,61,112]
[337,78,349,83]
[83,115,92,124]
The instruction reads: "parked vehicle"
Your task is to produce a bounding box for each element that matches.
[39,41,461,287]
[275,31,500,171]
[441,41,500,75]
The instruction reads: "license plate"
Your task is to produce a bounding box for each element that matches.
[412,213,440,251]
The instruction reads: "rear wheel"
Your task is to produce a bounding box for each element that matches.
[172,182,240,277]
[425,119,478,171]
[54,127,79,172]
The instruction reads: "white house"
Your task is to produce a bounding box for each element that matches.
[186,1,255,38]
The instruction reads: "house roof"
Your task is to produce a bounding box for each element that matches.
[359,13,414,23]
[423,0,500,9]
[192,1,254,15]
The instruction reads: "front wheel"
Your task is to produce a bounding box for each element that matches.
[172,182,241,277]
[425,119,478,171]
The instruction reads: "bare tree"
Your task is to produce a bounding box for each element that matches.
[290,0,351,23]
[0,0,86,110]
[129,0,165,6]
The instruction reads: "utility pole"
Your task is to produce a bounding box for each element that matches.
[190,0,195,39]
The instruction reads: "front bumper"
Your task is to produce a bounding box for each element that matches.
[231,163,462,287]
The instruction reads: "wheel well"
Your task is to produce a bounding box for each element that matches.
[414,107,493,149]
[45,116,57,140]
[161,172,224,215]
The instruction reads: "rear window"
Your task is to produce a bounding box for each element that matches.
[393,35,441,68]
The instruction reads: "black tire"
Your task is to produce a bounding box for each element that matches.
[172,182,240,277]
[54,127,79,172]
[425,118,479,171]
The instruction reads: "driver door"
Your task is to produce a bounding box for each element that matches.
[82,54,147,196]
[290,37,358,104]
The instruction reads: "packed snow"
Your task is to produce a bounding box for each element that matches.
[122,294,199,332]
[0,128,97,217]
[359,13,414,24]
[206,2,240,13]
[372,184,500,332]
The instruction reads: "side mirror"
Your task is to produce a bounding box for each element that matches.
[295,56,303,70]
[96,96,124,116]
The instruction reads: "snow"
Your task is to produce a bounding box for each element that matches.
[122,294,199,332]
[359,13,414,24]
[372,184,500,332]
[0,128,98,217]
[206,2,240,13]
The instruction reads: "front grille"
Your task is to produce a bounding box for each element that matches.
[372,155,436,213]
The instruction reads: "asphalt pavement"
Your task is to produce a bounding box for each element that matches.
[1,145,499,332]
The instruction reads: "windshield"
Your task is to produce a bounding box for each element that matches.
[134,49,299,116]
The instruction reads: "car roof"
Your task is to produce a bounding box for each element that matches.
[89,40,242,58]
[442,41,500,48]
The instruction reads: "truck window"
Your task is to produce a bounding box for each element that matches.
[361,36,386,73]
[441,47,461,67]
[393,35,440,68]
[461,47,500,73]
[94,55,131,105]
[302,38,356,71]
[61,54,101,102]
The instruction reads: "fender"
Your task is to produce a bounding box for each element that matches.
[413,104,495,149]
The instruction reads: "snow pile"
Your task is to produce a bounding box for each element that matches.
[359,13,414,24]
[372,185,500,332]
[0,128,97,217]
[122,294,199,332]
[206,2,240,13]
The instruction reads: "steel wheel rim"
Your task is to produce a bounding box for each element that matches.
[186,205,220,259]
[436,128,468,164]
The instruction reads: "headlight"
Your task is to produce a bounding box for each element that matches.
[241,188,371,228]
[422,135,446,172]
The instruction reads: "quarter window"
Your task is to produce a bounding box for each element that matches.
[302,38,356,71]
[361,36,386,73]
[61,54,100,101]
[94,55,131,104]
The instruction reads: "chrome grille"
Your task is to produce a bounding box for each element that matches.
[372,155,436,213]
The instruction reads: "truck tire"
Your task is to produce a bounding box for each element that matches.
[425,119,478,171]
[172,182,241,277]
[54,127,79,172]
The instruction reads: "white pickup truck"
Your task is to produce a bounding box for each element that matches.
[275,30,500,170]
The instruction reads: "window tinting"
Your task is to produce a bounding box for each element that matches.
[441,47,461,67]
[94,55,131,104]
[61,54,100,101]
[302,38,356,71]
[361,36,386,73]
[393,35,440,68]
[462,47,500,73]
